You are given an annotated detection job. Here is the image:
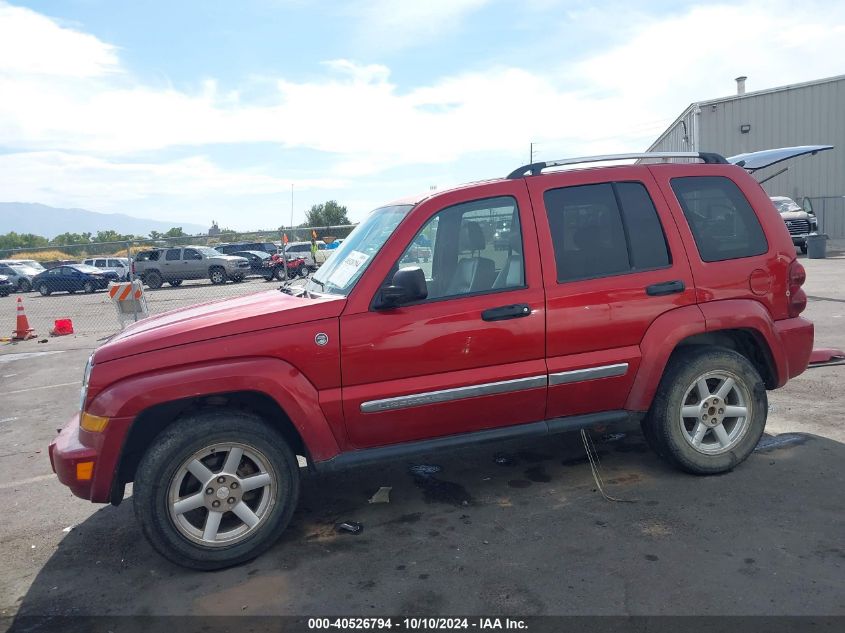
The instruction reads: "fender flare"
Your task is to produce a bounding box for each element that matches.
[625,304,707,411]
[89,356,342,462]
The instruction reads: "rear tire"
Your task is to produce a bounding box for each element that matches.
[642,347,767,475]
[168,279,184,287]
[145,271,163,289]
[133,411,300,570]
[39,283,51,296]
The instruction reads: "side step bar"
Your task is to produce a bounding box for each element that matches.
[313,410,635,473]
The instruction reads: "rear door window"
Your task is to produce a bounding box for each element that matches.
[670,176,768,262]
[165,249,182,261]
[544,181,670,282]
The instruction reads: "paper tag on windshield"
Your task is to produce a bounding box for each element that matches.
[327,250,369,287]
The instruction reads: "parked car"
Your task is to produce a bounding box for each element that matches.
[0,262,38,292]
[215,241,278,256]
[0,259,46,272]
[133,247,250,288]
[231,250,308,281]
[770,196,818,254]
[82,257,131,281]
[284,241,330,270]
[31,264,119,295]
[0,275,11,297]
[51,147,814,570]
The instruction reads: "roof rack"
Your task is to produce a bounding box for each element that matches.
[506,151,728,179]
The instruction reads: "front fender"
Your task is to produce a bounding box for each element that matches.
[88,357,342,462]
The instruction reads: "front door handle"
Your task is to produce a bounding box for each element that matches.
[482,303,531,322]
[646,280,685,296]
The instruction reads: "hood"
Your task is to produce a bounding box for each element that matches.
[95,289,346,363]
[780,209,811,220]
[215,255,247,262]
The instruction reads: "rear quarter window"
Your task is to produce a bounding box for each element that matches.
[670,176,768,262]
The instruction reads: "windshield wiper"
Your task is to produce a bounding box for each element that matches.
[309,277,325,290]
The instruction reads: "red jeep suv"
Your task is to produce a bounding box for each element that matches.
[50,150,814,569]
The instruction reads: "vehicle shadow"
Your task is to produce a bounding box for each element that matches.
[8,429,845,625]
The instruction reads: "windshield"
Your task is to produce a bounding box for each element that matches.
[195,246,222,257]
[306,204,413,296]
[771,198,802,213]
[72,264,100,273]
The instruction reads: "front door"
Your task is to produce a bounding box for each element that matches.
[340,182,547,449]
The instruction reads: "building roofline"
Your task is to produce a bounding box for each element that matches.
[647,73,845,151]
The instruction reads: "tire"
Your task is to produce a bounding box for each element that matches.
[274,267,286,281]
[263,274,274,282]
[800,243,808,254]
[133,410,300,570]
[642,346,767,475]
[232,275,244,283]
[146,271,163,289]
[19,279,31,293]
[209,268,227,285]
[83,281,95,294]
[38,283,51,296]
[168,280,184,287]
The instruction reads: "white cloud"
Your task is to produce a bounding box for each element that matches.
[0,1,119,77]
[1,0,844,225]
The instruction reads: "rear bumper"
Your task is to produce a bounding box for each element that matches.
[774,317,814,384]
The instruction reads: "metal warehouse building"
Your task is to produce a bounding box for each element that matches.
[647,74,845,238]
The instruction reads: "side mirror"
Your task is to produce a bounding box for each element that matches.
[377,267,427,308]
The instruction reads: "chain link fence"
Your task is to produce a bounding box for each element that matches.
[0,226,354,342]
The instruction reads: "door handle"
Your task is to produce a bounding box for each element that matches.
[646,280,685,296]
[481,303,531,321]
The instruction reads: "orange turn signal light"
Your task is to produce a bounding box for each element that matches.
[80,412,109,432]
[76,461,94,481]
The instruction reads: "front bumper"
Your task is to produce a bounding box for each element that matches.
[49,413,98,500]
[49,413,131,503]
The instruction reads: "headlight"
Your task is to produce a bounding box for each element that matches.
[80,354,93,412]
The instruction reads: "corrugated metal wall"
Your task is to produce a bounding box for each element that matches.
[649,76,845,236]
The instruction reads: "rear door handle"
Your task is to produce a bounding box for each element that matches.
[482,303,531,321]
[646,280,685,296]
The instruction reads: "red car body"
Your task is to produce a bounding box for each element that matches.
[50,160,813,504]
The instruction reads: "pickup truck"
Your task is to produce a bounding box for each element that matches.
[51,148,814,570]
[133,246,250,288]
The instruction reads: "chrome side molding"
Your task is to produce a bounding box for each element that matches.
[549,363,629,386]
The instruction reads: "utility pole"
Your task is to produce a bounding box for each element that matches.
[530,142,534,164]
[290,183,294,230]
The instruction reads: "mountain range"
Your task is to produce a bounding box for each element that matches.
[0,202,207,239]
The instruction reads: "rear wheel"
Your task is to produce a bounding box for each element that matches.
[209,267,227,285]
[133,411,300,570]
[642,347,767,475]
[145,271,163,289]
[39,283,51,296]
[168,279,184,287]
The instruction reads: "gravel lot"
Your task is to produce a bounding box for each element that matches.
[1,251,843,628]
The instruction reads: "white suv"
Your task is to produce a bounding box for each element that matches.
[83,257,131,280]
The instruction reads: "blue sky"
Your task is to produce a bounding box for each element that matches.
[1,0,843,231]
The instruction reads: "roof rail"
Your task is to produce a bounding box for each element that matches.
[506,151,729,179]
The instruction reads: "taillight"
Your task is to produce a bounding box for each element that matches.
[787,259,807,317]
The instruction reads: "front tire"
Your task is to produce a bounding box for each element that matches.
[133,411,300,570]
[209,268,227,285]
[800,243,808,254]
[19,279,31,293]
[83,281,95,294]
[39,283,51,296]
[642,347,767,475]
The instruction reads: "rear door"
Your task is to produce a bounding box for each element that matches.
[340,182,547,448]
[163,248,182,279]
[526,166,697,419]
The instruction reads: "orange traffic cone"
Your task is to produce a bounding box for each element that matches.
[12,296,36,340]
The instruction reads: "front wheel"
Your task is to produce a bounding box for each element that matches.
[83,281,95,294]
[274,267,286,281]
[168,279,184,287]
[133,411,300,570]
[800,243,808,254]
[19,279,31,293]
[641,347,767,475]
[38,283,51,296]
[209,268,227,285]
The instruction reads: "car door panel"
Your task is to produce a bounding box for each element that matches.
[526,167,696,419]
[340,181,546,449]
